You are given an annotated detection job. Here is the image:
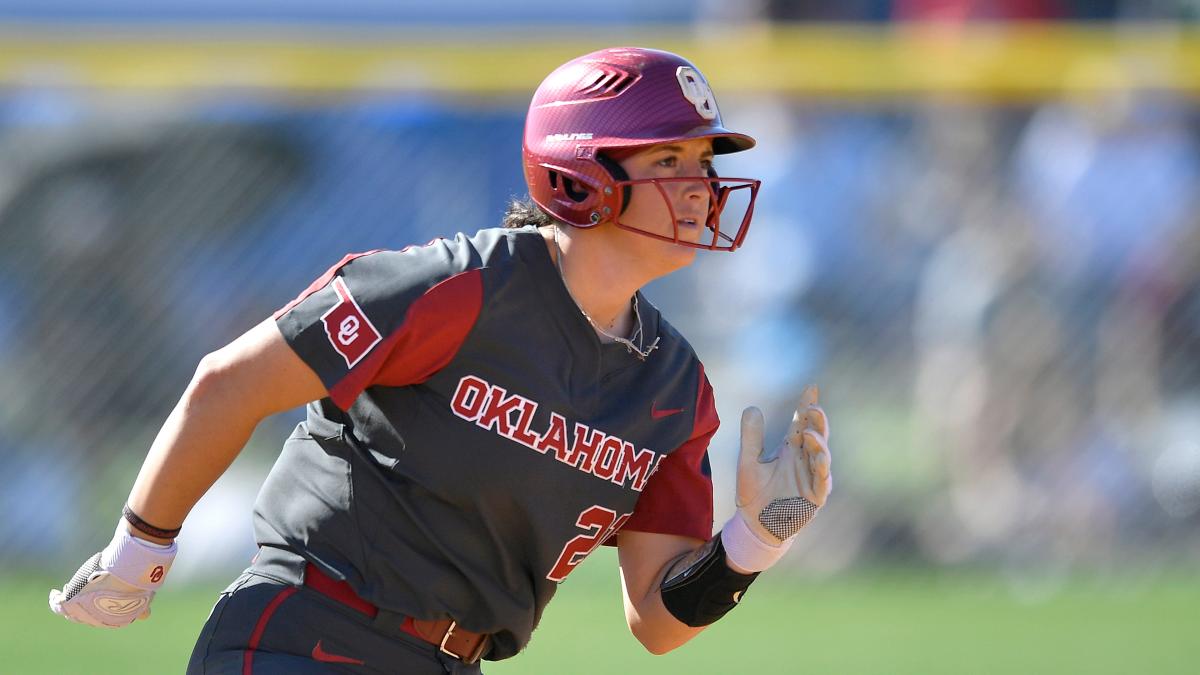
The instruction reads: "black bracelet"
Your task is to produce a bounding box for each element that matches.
[122,504,182,539]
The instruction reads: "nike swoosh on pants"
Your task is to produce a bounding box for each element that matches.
[312,640,365,665]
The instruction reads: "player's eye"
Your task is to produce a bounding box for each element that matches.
[655,155,712,173]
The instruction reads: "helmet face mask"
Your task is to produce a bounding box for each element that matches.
[607,175,760,251]
[522,47,760,251]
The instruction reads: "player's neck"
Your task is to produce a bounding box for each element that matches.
[543,225,658,340]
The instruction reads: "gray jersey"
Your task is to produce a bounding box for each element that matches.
[259,226,718,660]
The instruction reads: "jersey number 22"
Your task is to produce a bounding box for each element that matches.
[546,505,631,582]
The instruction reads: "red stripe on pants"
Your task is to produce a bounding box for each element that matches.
[242,586,298,675]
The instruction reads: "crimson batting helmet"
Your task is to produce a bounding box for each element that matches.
[523,47,761,251]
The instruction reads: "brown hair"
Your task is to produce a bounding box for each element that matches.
[501,197,555,229]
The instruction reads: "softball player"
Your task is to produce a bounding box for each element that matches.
[49,47,833,674]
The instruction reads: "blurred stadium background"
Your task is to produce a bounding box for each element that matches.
[1,1,1198,673]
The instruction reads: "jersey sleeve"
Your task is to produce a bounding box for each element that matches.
[618,363,718,542]
[273,236,484,410]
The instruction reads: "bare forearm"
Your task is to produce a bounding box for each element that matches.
[623,547,707,654]
[51,315,316,631]
[127,383,255,530]
[121,320,326,542]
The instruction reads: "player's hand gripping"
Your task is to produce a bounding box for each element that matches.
[721,385,832,572]
[48,524,176,628]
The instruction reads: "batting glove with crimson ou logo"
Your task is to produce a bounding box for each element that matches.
[49,524,176,628]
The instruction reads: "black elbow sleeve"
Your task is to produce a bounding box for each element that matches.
[660,537,759,627]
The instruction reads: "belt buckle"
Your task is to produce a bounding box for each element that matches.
[439,620,487,665]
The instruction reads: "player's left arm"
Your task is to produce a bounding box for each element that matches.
[617,531,710,653]
[617,386,833,654]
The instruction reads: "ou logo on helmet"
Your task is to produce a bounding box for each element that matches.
[676,67,718,120]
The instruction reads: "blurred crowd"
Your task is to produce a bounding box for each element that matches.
[755,0,1200,22]
[0,42,1197,582]
[676,90,1200,578]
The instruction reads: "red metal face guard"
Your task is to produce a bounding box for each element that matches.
[606,176,761,251]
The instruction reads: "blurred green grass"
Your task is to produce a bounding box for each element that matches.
[6,549,1196,674]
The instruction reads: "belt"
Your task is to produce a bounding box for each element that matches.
[302,562,490,665]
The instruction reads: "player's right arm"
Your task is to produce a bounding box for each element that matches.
[49,318,326,628]
[125,317,326,538]
[52,240,483,628]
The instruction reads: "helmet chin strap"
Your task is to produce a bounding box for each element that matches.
[552,225,660,361]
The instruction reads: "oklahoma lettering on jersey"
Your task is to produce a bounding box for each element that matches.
[450,374,662,492]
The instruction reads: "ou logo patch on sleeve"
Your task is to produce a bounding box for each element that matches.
[675,66,718,121]
[320,277,382,368]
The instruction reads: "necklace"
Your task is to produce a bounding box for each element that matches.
[552,226,660,361]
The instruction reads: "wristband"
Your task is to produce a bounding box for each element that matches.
[720,509,794,573]
[122,504,182,540]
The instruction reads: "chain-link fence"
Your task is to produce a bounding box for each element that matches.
[1,35,1198,588]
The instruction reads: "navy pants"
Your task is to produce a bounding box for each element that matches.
[186,567,484,675]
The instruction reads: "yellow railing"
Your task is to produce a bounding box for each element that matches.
[1,23,1197,97]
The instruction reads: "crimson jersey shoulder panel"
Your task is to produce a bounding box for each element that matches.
[274,234,489,410]
[328,271,483,409]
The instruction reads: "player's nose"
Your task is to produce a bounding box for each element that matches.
[680,177,710,207]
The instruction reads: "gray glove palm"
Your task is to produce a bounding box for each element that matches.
[735,385,832,547]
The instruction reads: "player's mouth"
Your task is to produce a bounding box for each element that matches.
[675,217,701,229]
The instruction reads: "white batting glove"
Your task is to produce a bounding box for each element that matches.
[721,385,832,572]
[48,524,176,628]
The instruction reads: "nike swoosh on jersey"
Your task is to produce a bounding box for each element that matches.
[312,640,366,665]
[651,402,686,419]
